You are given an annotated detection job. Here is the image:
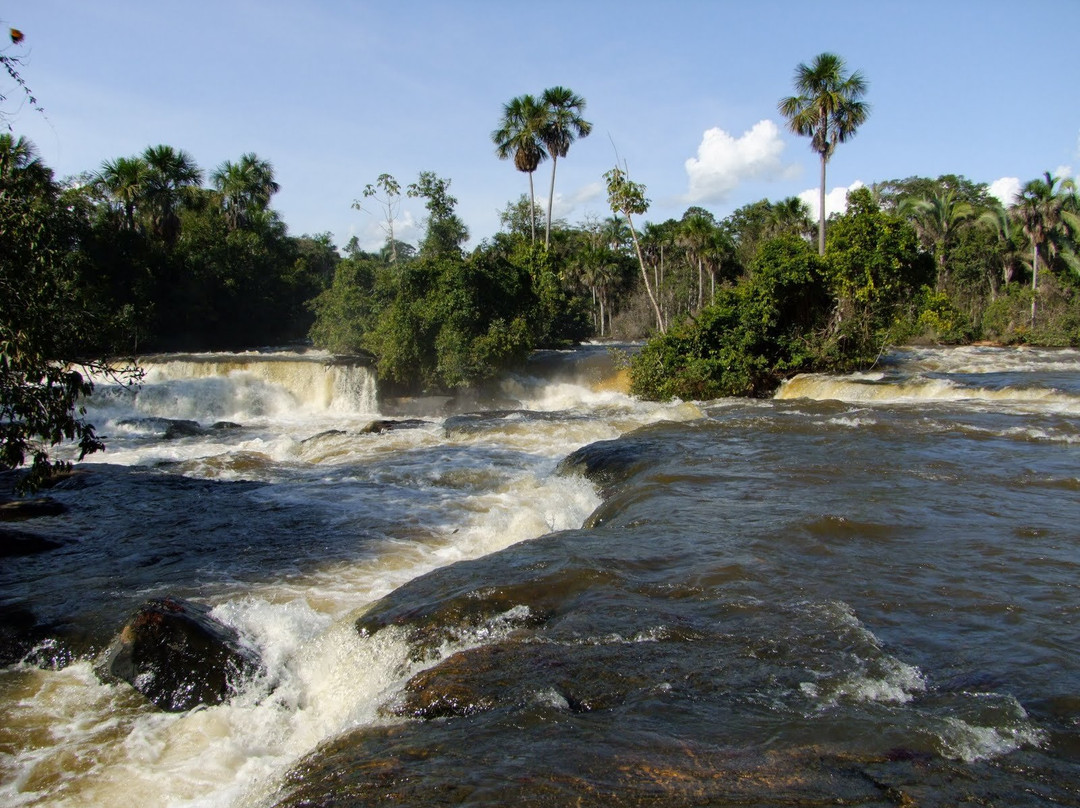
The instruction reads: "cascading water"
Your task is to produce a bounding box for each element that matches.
[2,344,1078,807]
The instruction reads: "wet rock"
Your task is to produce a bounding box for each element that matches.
[358,418,429,435]
[96,595,260,712]
[388,640,653,721]
[0,497,67,521]
[211,421,243,430]
[0,527,63,556]
[162,419,205,439]
[557,435,662,493]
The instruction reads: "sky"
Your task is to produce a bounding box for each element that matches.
[4,0,1079,252]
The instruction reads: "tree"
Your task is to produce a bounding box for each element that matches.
[678,209,716,310]
[538,87,592,250]
[141,144,202,246]
[901,189,975,291]
[407,171,468,258]
[1013,171,1079,326]
[98,156,148,231]
[1,136,139,491]
[492,94,548,245]
[779,52,870,255]
[211,153,279,231]
[355,173,404,263]
[605,165,665,333]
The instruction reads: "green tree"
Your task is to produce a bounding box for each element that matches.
[1013,171,1079,326]
[407,171,468,258]
[211,152,279,231]
[901,189,975,291]
[538,86,592,250]
[493,94,548,246]
[97,156,148,231]
[605,165,665,333]
[0,136,138,490]
[141,144,202,246]
[779,52,870,255]
[825,187,932,358]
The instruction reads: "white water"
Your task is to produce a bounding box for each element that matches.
[1,350,698,808]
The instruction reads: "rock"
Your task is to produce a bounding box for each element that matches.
[96,595,260,712]
[211,421,243,430]
[0,497,68,521]
[358,418,429,435]
[162,419,205,439]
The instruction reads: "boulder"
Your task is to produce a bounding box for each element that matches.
[97,595,260,712]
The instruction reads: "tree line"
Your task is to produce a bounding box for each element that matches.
[4,49,1080,486]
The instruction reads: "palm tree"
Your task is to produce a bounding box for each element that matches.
[978,202,1024,298]
[212,153,279,230]
[538,87,592,250]
[142,144,202,246]
[605,165,665,334]
[492,94,548,245]
[98,156,148,230]
[779,52,870,254]
[766,196,814,241]
[901,190,975,291]
[678,211,715,310]
[1013,171,1079,326]
[0,133,51,192]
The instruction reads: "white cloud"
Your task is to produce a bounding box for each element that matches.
[988,177,1021,206]
[798,180,865,221]
[684,119,798,203]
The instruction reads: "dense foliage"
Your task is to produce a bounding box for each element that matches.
[5,59,1080,482]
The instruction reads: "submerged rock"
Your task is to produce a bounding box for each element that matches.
[96,595,260,712]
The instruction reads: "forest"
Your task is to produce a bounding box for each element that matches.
[3,52,1080,485]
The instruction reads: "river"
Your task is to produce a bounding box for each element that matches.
[1,344,1078,806]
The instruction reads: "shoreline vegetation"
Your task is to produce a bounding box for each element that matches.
[3,50,1080,487]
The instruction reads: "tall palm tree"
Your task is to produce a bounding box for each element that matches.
[142,144,202,246]
[901,190,975,291]
[492,94,548,246]
[779,52,870,254]
[1013,171,1079,326]
[538,87,592,250]
[98,156,148,230]
[212,152,279,230]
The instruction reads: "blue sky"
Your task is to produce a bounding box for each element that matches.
[5,1,1078,251]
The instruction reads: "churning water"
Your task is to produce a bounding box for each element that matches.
[1,345,1078,806]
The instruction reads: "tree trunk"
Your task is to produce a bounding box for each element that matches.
[1030,241,1039,328]
[818,153,827,255]
[528,171,537,245]
[625,213,666,334]
[545,157,558,250]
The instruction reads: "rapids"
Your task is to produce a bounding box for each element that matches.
[1,344,1078,806]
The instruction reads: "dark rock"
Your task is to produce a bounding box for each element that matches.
[163,419,205,439]
[557,435,661,494]
[211,421,243,430]
[0,527,64,556]
[96,595,261,712]
[358,418,429,435]
[0,497,67,521]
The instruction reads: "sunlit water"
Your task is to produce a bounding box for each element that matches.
[2,345,1078,806]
